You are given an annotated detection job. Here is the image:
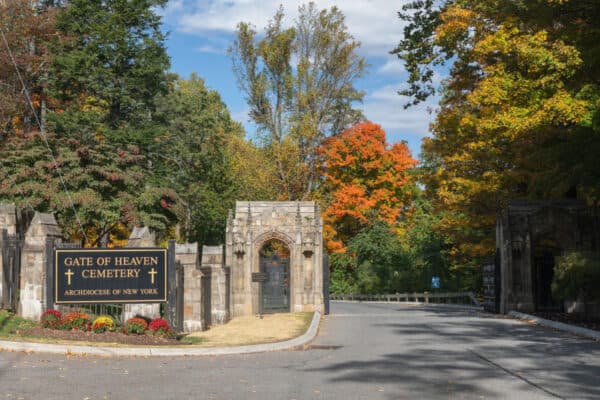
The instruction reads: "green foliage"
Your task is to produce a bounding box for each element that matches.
[330,221,419,294]
[0,132,180,244]
[552,251,600,304]
[0,310,36,336]
[392,0,600,272]
[48,0,169,131]
[230,2,366,200]
[151,74,243,244]
[0,0,183,245]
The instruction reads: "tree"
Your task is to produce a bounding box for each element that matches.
[320,121,417,252]
[0,131,180,245]
[229,2,366,200]
[392,0,600,267]
[151,74,244,245]
[0,0,179,246]
[0,0,56,135]
[48,0,170,137]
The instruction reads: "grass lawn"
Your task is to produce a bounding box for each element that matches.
[182,311,314,347]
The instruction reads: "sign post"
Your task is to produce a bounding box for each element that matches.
[54,248,167,304]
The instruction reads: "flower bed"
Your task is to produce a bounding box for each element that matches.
[27,309,180,345]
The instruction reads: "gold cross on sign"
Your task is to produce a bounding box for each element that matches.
[148,268,158,284]
[65,268,74,285]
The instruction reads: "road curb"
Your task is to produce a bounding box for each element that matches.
[332,300,483,311]
[509,310,600,340]
[0,311,322,357]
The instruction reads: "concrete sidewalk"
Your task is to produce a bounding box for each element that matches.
[509,310,600,340]
[0,311,321,357]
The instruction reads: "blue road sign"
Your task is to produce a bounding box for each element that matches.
[431,276,440,289]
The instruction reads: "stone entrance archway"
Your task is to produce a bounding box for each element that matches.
[226,201,324,316]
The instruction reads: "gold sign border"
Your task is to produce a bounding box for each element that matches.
[54,248,168,304]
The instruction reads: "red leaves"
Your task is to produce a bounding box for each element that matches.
[320,122,417,252]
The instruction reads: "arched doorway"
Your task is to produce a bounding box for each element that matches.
[259,239,290,313]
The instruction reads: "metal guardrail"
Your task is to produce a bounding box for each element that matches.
[330,292,481,306]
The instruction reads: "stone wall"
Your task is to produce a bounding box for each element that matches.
[123,227,160,321]
[19,212,62,320]
[202,245,230,325]
[177,242,202,332]
[497,199,599,314]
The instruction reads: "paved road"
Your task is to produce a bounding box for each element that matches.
[1,302,599,399]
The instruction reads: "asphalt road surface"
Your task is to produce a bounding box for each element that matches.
[1,302,599,400]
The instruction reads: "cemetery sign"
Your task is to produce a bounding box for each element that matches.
[55,248,167,304]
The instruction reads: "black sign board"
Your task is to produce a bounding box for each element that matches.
[55,248,167,304]
[252,272,268,282]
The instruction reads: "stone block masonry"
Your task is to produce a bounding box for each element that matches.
[123,227,160,321]
[19,212,62,320]
[177,242,203,332]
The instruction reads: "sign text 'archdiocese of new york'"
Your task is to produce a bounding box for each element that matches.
[55,248,167,304]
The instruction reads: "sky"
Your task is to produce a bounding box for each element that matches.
[160,0,440,159]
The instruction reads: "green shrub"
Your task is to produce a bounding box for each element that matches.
[552,251,600,304]
[0,310,36,335]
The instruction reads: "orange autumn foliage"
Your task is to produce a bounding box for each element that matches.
[320,122,417,252]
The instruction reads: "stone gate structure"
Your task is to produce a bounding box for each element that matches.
[226,201,324,316]
[496,199,599,314]
[1,201,326,331]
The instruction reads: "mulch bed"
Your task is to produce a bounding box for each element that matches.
[531,311,600,332]
[19,327,188,346]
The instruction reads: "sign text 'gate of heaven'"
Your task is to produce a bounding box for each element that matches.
[55,248,167,304]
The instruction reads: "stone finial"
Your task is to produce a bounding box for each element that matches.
[296,201,302,225]
[25,212,62,239]
[126,226,156,247]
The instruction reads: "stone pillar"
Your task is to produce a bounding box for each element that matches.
[123,227,160,320]
[201,245,230,325]
[19,212,62,320]
[177,242,202,332]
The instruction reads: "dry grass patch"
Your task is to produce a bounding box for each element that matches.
[186,312,314,347]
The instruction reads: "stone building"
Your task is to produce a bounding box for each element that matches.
[496,200,599,314]
[226,201,325,316]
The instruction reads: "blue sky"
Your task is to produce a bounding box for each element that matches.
[160,0,439,159]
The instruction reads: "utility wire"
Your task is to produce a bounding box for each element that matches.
[0,25,89,244]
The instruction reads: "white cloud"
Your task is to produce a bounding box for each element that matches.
[195,44,226,54]
[167,0,410,56]
[377,59,406,75]
[361,81,438,154]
